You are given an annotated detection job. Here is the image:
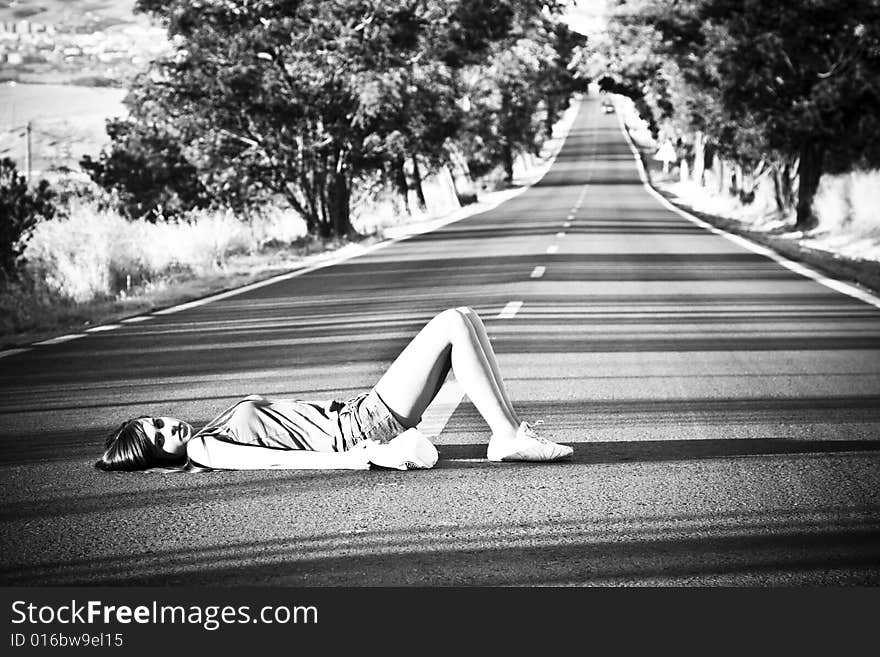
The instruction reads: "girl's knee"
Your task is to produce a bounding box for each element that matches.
[435,307,470,335]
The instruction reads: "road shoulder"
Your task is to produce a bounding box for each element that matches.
[620,122,880,299]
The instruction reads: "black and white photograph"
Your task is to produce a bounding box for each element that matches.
[1,0,879,644]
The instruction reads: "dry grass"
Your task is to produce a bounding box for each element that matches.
[0,201,317,343]
[23,201,308,303]
[814,170,880,238]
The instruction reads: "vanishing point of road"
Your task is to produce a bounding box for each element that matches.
[2,97,879,585]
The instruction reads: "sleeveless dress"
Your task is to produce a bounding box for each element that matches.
[191,389,408,455]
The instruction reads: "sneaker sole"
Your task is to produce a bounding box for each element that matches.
[486,448,573,463]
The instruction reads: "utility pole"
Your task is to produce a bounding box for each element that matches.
[25,121,32,185]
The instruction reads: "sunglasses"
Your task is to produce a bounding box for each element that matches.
[149,418,168,447]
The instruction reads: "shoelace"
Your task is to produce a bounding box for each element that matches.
[522,421,551,443]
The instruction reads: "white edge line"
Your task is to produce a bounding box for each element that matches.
[34,334,85,346]
[85,324,121,333]
[121,316,151,324]
[0,348,30,359]
[615,110,880,311]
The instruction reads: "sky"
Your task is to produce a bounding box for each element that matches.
[562,0,609,37]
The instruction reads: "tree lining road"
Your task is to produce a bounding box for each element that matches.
[1,96,879,585]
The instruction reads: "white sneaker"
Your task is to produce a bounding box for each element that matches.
[487,422,573,462]
[364,428,439,470]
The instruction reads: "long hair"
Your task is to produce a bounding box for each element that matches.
[95,418,198,472]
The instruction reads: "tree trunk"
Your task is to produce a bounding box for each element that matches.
[502,142,514,184]
[772,166,786,212]
[448,148,477,205]
[328,169,352,237]
[544,97,556,138]
[692,131,705,186]
[772,159,796,214]
[446,165,465,204]
[284,183,315,235]
[296,174,319,235]
[393,158,411,215]
[411,155,427,211]
[732,162,743,198]
[795,141,824,231]
[318,156,330,233]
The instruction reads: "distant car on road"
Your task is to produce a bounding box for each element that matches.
[602,101,615,114]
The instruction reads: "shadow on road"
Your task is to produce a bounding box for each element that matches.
[3,506,878,585]
[434,437,880,467]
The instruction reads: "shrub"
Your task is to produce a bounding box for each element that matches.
[81,119,209,222]
[0,158,56,282]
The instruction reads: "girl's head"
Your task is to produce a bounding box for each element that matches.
[95,417,193,471]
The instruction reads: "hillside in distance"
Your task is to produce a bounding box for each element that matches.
[0,0,166,86]
[0,0,139,28]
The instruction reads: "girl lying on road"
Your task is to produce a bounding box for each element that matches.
[95,307,573,472]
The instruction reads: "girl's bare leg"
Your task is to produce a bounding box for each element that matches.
[457,306,519,424]
[374,308,520,438]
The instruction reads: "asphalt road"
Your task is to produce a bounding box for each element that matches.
[1,97,879,586]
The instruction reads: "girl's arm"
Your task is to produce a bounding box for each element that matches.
[186,436,370,470]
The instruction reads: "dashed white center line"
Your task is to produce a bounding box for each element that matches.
[85,324,122,333]
[563,221,572,228]
[530,266,546,279]
[34,334,85,346]
[546,245,559,254]
[497,300,523,319]
[556,231,566,238]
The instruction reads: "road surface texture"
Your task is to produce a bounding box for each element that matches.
[1,97,879,586]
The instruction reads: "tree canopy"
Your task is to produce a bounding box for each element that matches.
[84,0,587,235]
[584,0,880,229]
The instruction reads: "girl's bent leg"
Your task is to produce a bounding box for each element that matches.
[375,307,573,462]
[374,308,520,436]
[457,306,519,424]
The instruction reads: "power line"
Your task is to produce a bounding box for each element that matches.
[0,121,33,182]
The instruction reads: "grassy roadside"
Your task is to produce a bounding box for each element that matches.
[0,234,379,350]
[628,139,880,299]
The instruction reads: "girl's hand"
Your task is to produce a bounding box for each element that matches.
[345,440,374,470]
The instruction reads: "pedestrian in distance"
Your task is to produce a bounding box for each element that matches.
[95,307,574,472]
